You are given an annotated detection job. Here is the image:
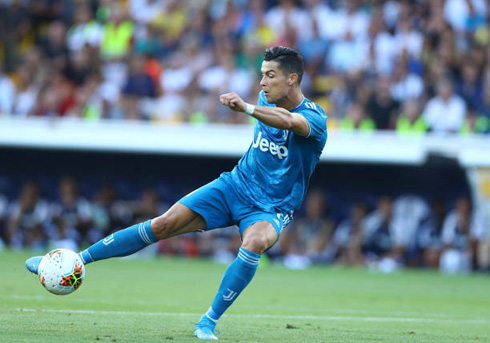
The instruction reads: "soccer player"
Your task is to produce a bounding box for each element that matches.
[26,46,328,340]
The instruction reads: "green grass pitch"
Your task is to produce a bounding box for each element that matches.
[1,250,489,342]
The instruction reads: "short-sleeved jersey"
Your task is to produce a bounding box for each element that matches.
[229,91,328,213]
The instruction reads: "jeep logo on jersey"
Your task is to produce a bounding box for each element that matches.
[252,131,288,159]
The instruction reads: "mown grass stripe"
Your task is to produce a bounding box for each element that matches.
[13,308,488,325]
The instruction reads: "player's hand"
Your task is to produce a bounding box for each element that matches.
[220,92,247,113]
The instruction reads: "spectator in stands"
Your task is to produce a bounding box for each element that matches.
[242,0,276,49]
[0,63,16,115]
[159,52,193,97]
[119,55,158,120]
[340,102,375,133]
[476,82,490,119]
[150,0,188,52]
[392,194,430,266]
[131,188,168,223]
[66,5,102,55]
[94,183,134,235]
[329,78,353,119]
[198,51,253,101]
[296,17,328,77]
[423,78,467,133]
[48,215,80,252]
[460,107,490,134]
[440,196,488,273]
[122,55,157,98]
[366,77,400,130]
[0,191,8,249]
[41,21,69,71]
[281,190,334,269]
[126,188,168,258]
[390,56,424,102]
[456,62,483,111]
[12,66,39,117]
[35,70,75,117]
[265,0,311,46]
[66,45,100,87]
[443,0,487,34]
[478,213,490,271]
[89,184,116,238]
[334,202,368,266]
[327,29,368,74]
[424,1,450,48]
[150,51,194,122]
[100,4,134,61]
[424,58,451,100]
[22,48,47,89]
[362,196,407,271]
[396,99,428,135]
[331,0,370,41]
[30,0,66,29]
[178,34,214,76]
[197,51,253,123]
[416,199,447,268]
[303,0,334,42]
[66,74,103,119]
[365,6,396,76]
[6,181,50,251]
[393,18,424,60]
[0,0,32,73]
[129,0,166,26]
[50,176,94,245]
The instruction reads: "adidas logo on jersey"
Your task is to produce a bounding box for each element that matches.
[252,131,288,159]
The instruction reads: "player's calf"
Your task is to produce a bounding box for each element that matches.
[79,219,157,264]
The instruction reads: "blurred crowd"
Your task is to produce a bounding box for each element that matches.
[0,177,488,274]
[281,190,489,273]
[1,0,490,133]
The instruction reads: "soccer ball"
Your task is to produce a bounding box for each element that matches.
[38,249,85,295]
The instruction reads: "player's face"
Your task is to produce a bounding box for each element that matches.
[260,61,290,104]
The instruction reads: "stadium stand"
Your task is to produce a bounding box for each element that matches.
[0,0,489,272]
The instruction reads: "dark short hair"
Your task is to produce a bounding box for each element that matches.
[264,46,304,85]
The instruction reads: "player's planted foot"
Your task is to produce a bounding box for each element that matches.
[194,314,219,340]
[25,256,43,274]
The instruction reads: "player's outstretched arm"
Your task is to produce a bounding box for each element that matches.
[220,92,310,137]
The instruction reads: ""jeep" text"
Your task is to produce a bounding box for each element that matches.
[252,131,288,159]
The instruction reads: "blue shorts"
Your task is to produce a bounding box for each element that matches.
[179,173,292,238]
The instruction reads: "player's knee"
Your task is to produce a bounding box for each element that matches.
[242,235,273,255]
[150,213,177,240]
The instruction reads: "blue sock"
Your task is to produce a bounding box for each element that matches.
[79,220,157,264]
[205,247,261,321]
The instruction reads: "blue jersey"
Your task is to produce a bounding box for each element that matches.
[229,91,328,213]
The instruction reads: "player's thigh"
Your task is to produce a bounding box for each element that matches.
[178,176,234,231]
[241,221,278,254]
[151,203,206,240]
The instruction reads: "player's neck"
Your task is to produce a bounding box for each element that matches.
[277,90,304,111]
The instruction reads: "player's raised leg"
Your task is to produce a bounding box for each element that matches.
[79,203,206,264]
[26,203,206,273]
[195,221,277,340]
